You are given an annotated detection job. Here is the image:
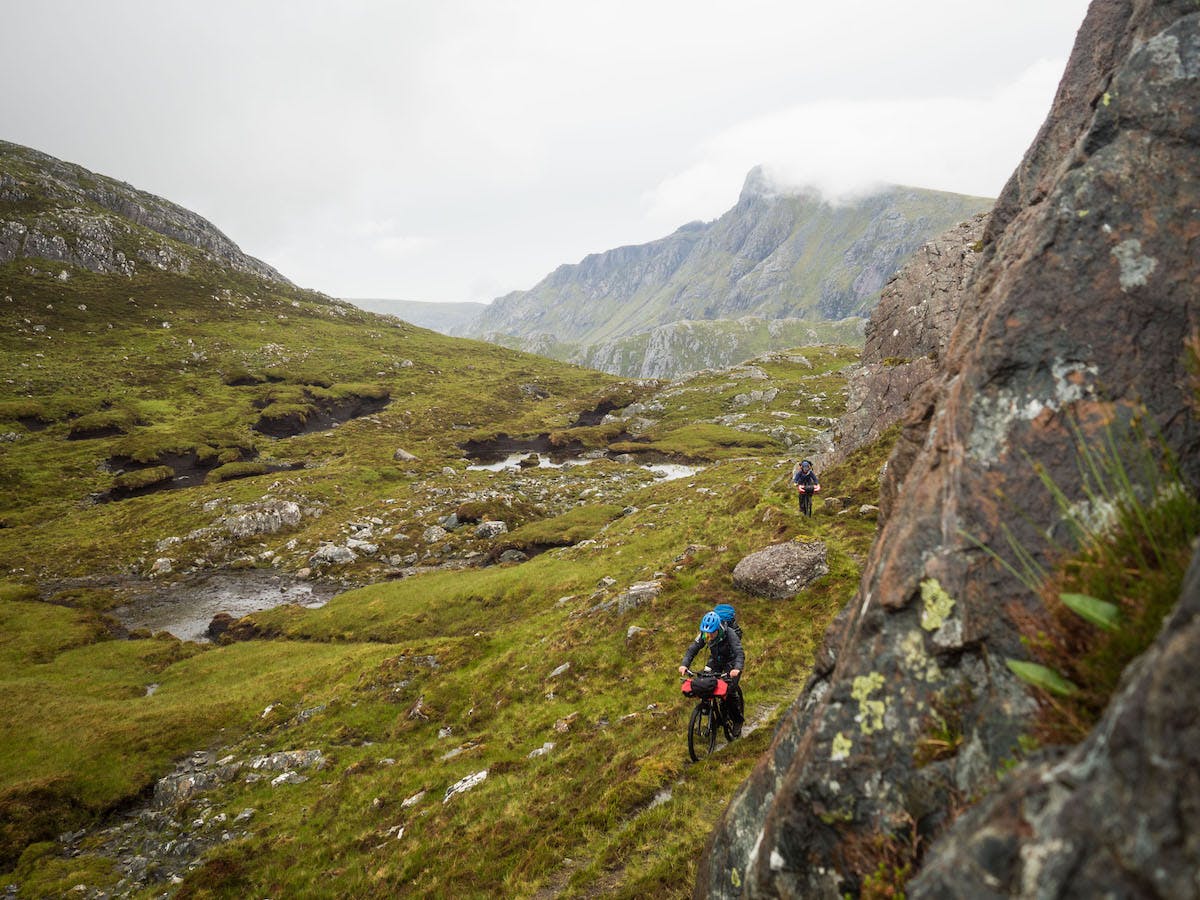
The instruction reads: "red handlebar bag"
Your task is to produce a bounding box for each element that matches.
[682,675,728,698]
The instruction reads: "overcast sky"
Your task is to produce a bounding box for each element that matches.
[2,1,1091,307]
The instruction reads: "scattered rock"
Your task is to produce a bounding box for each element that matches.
[422,525,449,543]
[150,557,174,576]
[553,712,579,733]
[627,625,647,639]
[345,538,379,555]
[731,541,829,599]
[475,520,508,539]
[443,770,487,803]
[616,581,662,613]
[393,448,418,461]
[308,544,357,567]
[528,742,555,758]
[270,771,308,787]
[498,549,528,564]
[401,790,426,808]
[250,749,325,771]
[220,500,302,539]
[548,662,570,679]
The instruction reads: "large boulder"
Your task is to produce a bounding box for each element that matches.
[220,500,302,539]
[731,542,828,600]
[697,2,1200,897]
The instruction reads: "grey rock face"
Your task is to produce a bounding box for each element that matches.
[0,140,287,282]
[731,541,829,600]
[831,213,988,467]
[912,547,1200,899]
[475,520,508,539]
[697,3,1200,897]
[864,213,988,364]
[308,544,357,567]
[221,500,303,539]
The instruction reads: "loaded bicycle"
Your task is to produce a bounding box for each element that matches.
[681,669,735,761]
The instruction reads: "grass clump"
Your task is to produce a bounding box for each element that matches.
[111,465,174,492]
[989,416,1200,743]
[206,461,269,483]
[0,400,49,423]
[502,504,627,549]
[67,407,140,439]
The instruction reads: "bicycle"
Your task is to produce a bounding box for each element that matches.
[681,669,735,761]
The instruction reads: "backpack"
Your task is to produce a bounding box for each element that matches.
[713,603,743,640]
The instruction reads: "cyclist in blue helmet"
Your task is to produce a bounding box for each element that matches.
[679,610,746,737]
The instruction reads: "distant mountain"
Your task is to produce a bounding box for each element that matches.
[350,298,485,336]
[0,140,287,283]
[470,169,992,377]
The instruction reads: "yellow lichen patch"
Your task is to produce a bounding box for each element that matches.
[920,578,955,632]
[900,629,941,682]
[831,731,853,761]
[851,672,886,734]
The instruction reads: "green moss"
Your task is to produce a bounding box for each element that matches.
[206,462,269,483]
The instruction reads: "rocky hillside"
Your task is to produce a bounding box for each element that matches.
[698,0,1200,895]
[470,173,991,377]
[0,141,286,283]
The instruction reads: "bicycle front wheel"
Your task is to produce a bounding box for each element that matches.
[689,704,717,761]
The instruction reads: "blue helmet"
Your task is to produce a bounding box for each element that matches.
[700,611,721,634]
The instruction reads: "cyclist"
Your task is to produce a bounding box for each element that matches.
[678,611,745,737]
[792,459,820,516]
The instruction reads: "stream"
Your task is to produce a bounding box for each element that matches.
[109,571,342,643]
[466,452,701,482]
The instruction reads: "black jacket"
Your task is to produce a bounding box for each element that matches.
[682,624,744,673]
[793,468,820,491]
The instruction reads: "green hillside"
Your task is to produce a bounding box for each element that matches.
[0,142,891,897]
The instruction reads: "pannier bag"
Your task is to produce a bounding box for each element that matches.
[713,603,743,639]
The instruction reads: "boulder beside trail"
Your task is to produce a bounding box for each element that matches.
[731,541,828,600]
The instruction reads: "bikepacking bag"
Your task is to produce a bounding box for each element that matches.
[713,603,743,639]
[682,673,727,698]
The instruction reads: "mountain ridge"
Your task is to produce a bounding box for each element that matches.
[0,140,287,284]
[470,171,992,376]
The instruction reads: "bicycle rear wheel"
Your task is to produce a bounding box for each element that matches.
[688,704,717,761]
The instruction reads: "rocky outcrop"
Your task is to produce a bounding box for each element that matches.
[0,140,287,282]
[832,213,987,464]
[911,547,1200,898]
[471,177,991,375]
[697,2,1200,897]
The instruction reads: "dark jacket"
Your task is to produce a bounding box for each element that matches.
[682,624,744,673]
[793,468,820,491]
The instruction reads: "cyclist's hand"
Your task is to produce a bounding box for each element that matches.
[679,666,688,677]
[730,669,741,678]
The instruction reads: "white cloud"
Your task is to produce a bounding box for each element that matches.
[642,59,1068,228]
